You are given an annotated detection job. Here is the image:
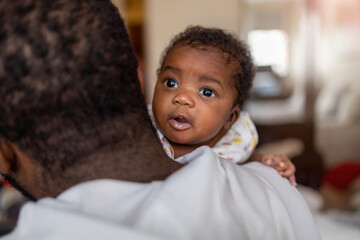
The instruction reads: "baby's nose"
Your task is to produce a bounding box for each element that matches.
[173,91,195,107]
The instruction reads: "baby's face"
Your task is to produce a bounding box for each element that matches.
[152,46,239,146]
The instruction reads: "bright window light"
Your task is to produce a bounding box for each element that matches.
[247,29,289,75]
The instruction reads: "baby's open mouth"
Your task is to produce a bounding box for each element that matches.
[168,116,191,131]
[175,117,188,123]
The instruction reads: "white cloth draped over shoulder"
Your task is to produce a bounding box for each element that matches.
[1,147,320,240]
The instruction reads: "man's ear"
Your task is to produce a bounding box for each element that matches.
[224,105,240,130]
[0,140,15,174]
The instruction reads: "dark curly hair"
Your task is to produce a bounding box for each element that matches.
[157,26,255,107]
[0,0,151,177]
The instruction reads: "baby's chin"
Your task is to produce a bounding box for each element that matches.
[166,134,206,147]
[159,124,212,146]
[166,135,190,145]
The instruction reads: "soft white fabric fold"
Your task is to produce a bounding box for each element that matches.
[1,147,319,240]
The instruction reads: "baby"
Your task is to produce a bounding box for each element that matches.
[151,26,296,185]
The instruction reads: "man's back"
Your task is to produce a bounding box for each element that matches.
[2,147,319,240]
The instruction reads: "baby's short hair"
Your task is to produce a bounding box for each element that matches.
[158,26,255,107]
[0,0,146,175]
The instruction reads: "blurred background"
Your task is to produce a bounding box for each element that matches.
[114,0,360,184]
[1,0,359,238]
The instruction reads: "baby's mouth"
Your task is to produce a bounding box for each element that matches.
[168,116,192,131]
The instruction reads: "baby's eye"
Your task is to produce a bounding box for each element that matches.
[164,79,178,88]
[200,88,215,97]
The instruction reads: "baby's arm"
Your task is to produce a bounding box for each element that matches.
[247,151,297,186]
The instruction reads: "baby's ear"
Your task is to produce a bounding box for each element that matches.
[224,105,240,130]
[0,140,15,174]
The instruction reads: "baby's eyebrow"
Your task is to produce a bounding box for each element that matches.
[161,65,182,76]
[199,76,224,90]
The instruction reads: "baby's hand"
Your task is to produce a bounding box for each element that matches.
[261,154,297,186]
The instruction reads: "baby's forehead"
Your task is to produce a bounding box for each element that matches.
[172,44,241,69]
[189,45,241,81]
[176,43,229,58]
[174,45,236,72]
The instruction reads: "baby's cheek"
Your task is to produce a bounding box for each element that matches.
[202,118,224,135]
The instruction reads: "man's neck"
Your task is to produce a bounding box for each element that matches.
[70,143,182,182]
[37,142,183,199]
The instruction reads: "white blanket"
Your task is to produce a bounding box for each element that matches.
[1,147,319,240]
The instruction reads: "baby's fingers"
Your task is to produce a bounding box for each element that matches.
[288,175,297,186]
[278,160,287,170]
[264,156,277,168]
[273,158,289,172]
[279,163,295,176]
[263,154,282,168]
[280,167,297,186]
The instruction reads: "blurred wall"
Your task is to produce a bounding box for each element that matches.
[241,0,307,124]
[315,0,360,166]
[111,0,126,18]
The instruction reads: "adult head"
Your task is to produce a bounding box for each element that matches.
[0,0,180,201]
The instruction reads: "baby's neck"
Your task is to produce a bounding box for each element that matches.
[170,142,202,159]
[169,128,227,159]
